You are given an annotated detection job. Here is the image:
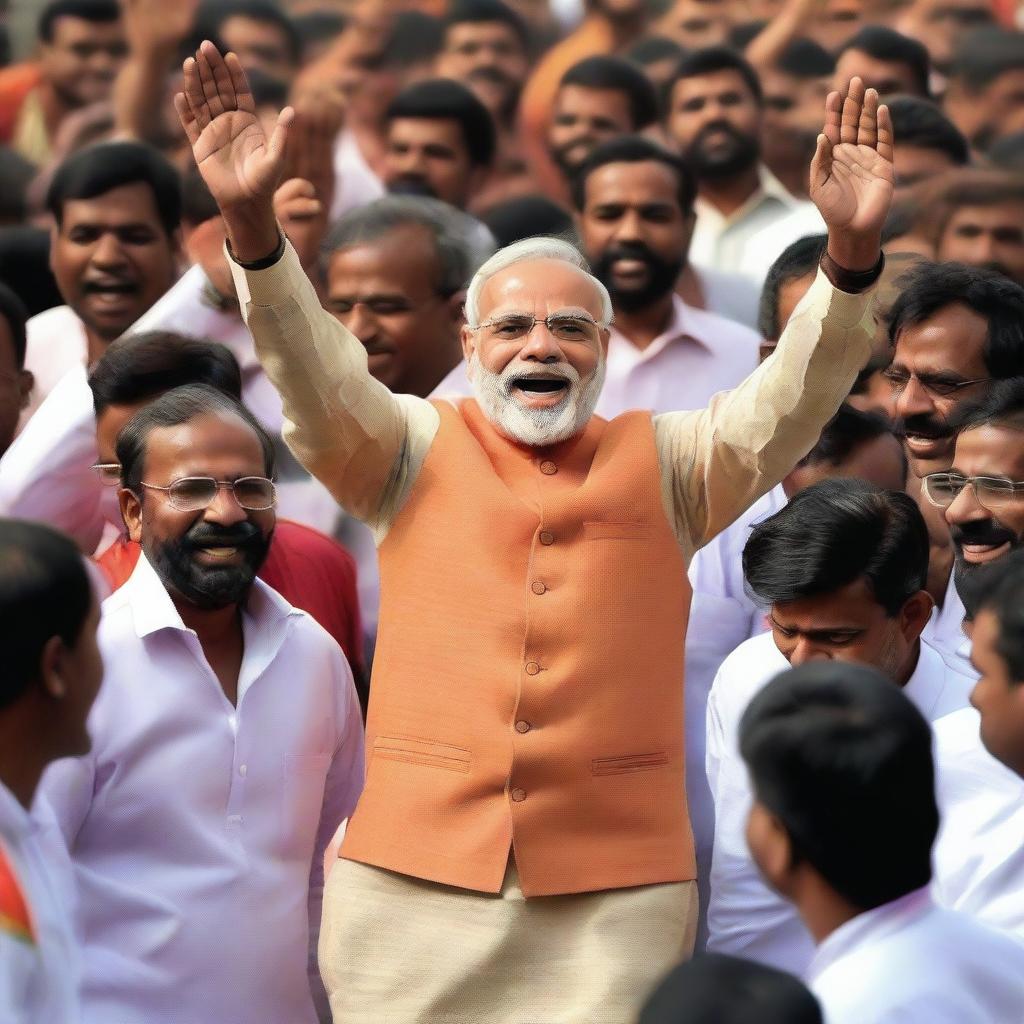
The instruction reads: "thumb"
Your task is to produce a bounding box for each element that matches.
[265,106,295,178]
[809,133,830,191]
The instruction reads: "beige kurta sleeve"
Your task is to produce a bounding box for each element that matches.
[229,239,440,538]
[655,268,877,563]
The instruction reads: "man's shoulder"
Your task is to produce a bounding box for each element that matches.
[675,295,762,351]
[710,633,786,713]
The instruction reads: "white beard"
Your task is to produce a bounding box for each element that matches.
[469,352,606,448]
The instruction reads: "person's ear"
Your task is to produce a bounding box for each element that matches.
[17,369,33,409]
[39,634,69,699]
[461,323,477,369]
[120,487,143,542]
[899,590,934,644]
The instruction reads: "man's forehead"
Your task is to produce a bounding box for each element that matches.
[949,202,1024,225]
[329,224,438,282]
[61,183,162,225]
[477,260,603,317]
[146,412,264,464]
[954,423,1024,475]
[672,68,749,100]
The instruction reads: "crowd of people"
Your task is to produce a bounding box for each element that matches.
[0,0,1022,1022]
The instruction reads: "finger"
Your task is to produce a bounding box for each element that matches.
[266,106,295,175]
[224,51,257,115]
[196,44,227,119]
[840,76,864,146]
[809,132,830,190]
[282,198,323,221]
[181,55,211,131]
[205,40,238,112]
[876,102,894,165]
[173,92,201,147]
[856,87,878,150]
[276,177,317,200]
[822,90,841,149]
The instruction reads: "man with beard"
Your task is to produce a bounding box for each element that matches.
[181,43,892,1022]
[665,46,821,283]
[20,141,181,427]
[382,78,496,210]
[36,384,365,1024]
[706,479,973,976]
[572,136,761,415]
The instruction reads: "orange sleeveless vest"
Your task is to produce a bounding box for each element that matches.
[341,400,695,896]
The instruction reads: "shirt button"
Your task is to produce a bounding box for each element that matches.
[238,764,247,778]
[531,581,547,595]
[511,788,527,802]
[539,531,554,545]
[540,460,557,475]
[525,661,541,676]
[515,720,531,734]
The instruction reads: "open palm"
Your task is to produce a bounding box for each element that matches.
[810,79,894,238]
[175,42,292,211]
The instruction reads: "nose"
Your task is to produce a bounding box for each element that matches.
[204,484,248,526]
[518,321,562,362]
[343,302,379,345]
[396,147,426,174]
[788,637,831,666]
[612,210,644,243]
[945,480,987,527]
[90,231,127,269]
[894,373,934,421]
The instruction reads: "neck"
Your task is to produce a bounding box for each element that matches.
[794,871,865,945]
[36,79,74,137]
[698,166,761,216]
[0,713,49,810]
[601,10,646,50]
[675,265,706,310]
[895,640,921,688]
[926,543,954,609]
[612,291,675,351]
[172,595,242,647]
[84,325,112,368]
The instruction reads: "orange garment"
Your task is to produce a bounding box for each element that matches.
[0,63,40,144]
[95,519,366,678]
[0,843,33,946]
[341,398,695,897]
[517,15,616,198]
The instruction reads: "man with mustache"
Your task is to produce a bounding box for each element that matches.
[36,384,365,1024]
[182,43,892,1021]
[665,46,821,283]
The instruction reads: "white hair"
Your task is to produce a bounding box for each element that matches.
[464,236,614,328]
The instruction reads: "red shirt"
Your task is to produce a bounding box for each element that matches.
[95,520,365,680]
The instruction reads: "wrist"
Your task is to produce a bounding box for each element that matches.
[826,234,882,273]
[222,201,280,263]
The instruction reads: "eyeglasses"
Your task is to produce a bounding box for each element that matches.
[882,368,991,398]
[91,462,122,486]
[922,472,1024,514]
[141,476,277,513]
[473,313,602,343]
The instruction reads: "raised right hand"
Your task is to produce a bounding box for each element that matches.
[175,41,293,216]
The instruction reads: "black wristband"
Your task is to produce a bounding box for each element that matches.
[228,231,286,271]
[819,250,885,294]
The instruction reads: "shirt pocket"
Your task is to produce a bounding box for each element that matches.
[591,752,670,776]
[372,735,471,773]
[281,753,331,846]
[582,521,653,542]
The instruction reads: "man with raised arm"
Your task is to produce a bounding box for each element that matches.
[178,42,892,1024]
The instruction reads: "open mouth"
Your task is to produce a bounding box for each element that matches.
[84,281,138,309]
[512,376,569,394]
[197,546,240,561]
[959,540,1012,563]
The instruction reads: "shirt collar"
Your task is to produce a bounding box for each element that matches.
[120,551,298,641]
[608,294,715,361]
[808,887,934,982]
[693,164,800,228]
[903,641,948,719]
[0,781,30,838]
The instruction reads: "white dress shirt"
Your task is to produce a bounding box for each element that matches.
[0,782,79,1024]
[19,304,87,430]
[933,707,1024,936]
[695,264,761,330]
[807,887,1024,1023]
[36,555,365,1024]
[706,633,974,974]
[738,203,828,285]
[689,166,819,285]
[330,128,385,222]
[922,572,973,678]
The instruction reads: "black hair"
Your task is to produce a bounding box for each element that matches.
[946,375,1024,437]
[0,227,64,318]
[88,333,242,417]
[386,78,496,167]
[0,519,93,709]
[837,26,930,97]
[560,55,660,131]
[797,405,906,483]
[727,21,768,51]
[988,131,1024,172]
[38,0,119,43]
[975,549,1024,683]
[743,478,928,615]
[292,10,347,58]
[949,26,1024,93]
[739,661,939,911]
[757,234,826,339]
[777,37,835,78]
[179,165,219,228]
[888,95,968,164]
[639,953,823,1024]
[45,141,182,236]
[0,147,38,226]
[383,11,445,69]
[669,45,763,105]
[480,194,574,248]
[444,0,530,51]
[197,0,301,66]
[627,35,686,67]
[116,384,274,496]
[0,281,28,369]
[571,135,696,213]
[885,261,1024,380]
[247,66,290,110]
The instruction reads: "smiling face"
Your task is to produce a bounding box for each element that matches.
[39,14,127,109]
[438,21,527,121]
[937,203,1024,287]
[384,118,481,209]
[548,85,635,178]
[969,607,1024,777]
[120,412,275,610]
[52,182,178,344]
[462,258,608,447]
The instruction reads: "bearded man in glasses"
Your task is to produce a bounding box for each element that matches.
[35,383,365,1024]
[180,40,893,1024]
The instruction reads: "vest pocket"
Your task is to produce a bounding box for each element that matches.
[373,735,472,773]
[591,752,669,776]
[582,521,653,541]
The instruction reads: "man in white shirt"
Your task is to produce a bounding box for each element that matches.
[22,141,181,426]
[571,135,762,417]
[707,480,973,974]
[37,385,365,1024]
[0,519,103,1024]
[664,47,821,284]
[741,660,1024,1023]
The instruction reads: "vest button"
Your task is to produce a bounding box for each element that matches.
[525,661,541,676]
[539,460,557,475]
[531,581,547,595]
[539,531,554,545]
[511,788,527,802]
[515,720,531,734]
